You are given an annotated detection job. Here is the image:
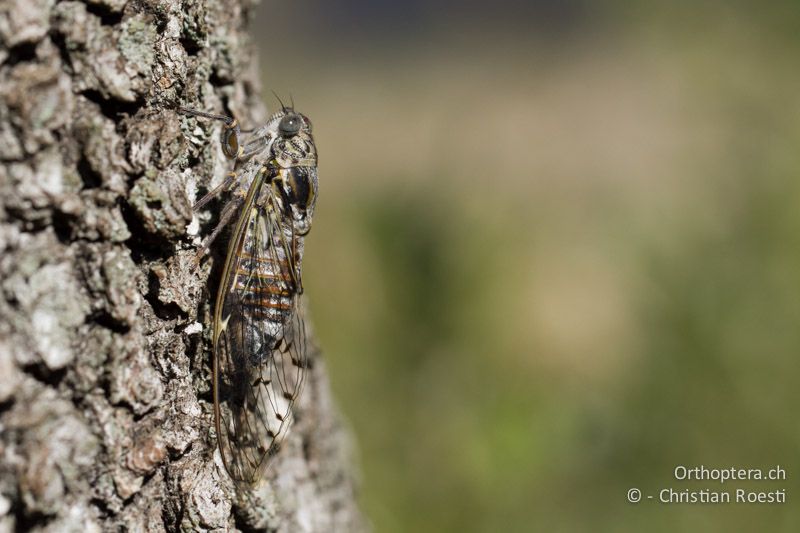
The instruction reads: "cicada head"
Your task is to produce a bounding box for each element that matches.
[270,111,315,166]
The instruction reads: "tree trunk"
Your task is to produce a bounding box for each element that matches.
[0,1,365,531]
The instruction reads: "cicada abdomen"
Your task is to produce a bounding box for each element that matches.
[179,104,318,486]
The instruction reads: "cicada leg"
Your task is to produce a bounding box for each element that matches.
[178,106,243,160]
[191,196,244,265]
[240,137,271,159]
[194,171,238,212]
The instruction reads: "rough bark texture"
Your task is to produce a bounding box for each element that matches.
[0,1,364,531]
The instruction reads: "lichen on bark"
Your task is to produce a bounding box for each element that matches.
[0,1,365,531]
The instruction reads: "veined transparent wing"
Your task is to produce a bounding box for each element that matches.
[212,170,309,486]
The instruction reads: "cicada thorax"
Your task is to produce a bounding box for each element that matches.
[266,165,316,236]
[269,127,318,234]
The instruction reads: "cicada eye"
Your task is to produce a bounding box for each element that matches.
[278,114,302,138]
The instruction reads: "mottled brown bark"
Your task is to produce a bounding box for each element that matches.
[0,1,364,531]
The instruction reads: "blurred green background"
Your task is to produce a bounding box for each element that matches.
[255,1,800,531]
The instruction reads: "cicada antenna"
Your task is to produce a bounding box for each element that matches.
[271,90,287,112]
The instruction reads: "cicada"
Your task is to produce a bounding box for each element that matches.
[179,103,318,486]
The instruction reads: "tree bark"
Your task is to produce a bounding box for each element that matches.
[0,1,365,531]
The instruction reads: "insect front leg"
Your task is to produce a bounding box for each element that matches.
[192,196,244,264]
[194,171,238,211]
[240,135,273,159]
[178,107,244,160]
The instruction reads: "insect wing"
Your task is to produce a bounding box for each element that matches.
[212,176,308,486]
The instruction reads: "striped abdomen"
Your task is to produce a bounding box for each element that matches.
[231,212,303,353]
